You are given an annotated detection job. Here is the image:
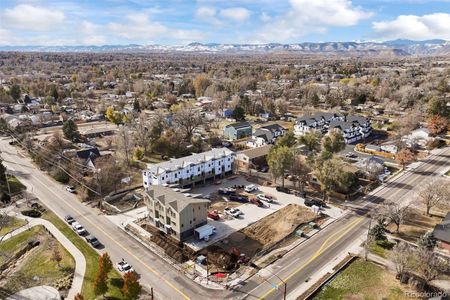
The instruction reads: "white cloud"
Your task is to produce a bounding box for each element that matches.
[2,4,65,31]
[372,13,450,40]
[196,6,217,19]
[220,7,251,22]
[107,13,168,40]
[80,21,106,45]
[256,0,372,42]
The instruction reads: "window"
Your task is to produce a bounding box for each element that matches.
[193,218,196,221]
[174,174,177,179]
[198,167,200,171]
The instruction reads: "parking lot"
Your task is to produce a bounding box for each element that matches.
[185,176,344,251]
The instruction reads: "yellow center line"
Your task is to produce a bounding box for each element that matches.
[259,216,364,299]
[8,151,191,300]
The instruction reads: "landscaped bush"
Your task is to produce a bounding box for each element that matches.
[21,209,42,218]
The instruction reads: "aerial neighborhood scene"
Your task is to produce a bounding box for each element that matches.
[1,0,450,299]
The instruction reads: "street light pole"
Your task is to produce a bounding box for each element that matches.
[250,263,287,300]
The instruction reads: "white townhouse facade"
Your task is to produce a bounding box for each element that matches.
[142,148,235,188]
[294,113,371,144]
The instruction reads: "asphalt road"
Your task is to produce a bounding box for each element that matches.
[1,136,448,300]
[236,147,450,300]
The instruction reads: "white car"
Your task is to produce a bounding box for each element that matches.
[244,184,257,193]
[66,186,76,193]
[257,194,273,203]
[117,260,134,273]
[71,222,87,235]
[224,207,242,218]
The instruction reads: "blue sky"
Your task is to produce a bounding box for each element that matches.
[0,0,449,45]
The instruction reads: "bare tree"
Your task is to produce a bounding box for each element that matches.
[383,202,410,234]
[390,242,412,276]
[116,126,135,167]
[415,248,449,282]
[131,112,151,154]
[418,179,450,216]
[172,104,204,140]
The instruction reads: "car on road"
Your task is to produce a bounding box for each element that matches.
[276,186,290,194]
[304,198,325,207]
[85,235,101,248]
[345,152,357,158]
[224,207,242,218]
[65,186,76,193]
[228,194,249,203]
[64,215,75,225]
[117,260,134,273]
[244,184,258,193]
[71,222,87,235]
[256,194,273,203]
[207,211,220,221]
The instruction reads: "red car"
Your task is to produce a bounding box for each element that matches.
[208,211,220,220]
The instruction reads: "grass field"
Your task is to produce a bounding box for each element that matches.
[314,259,414,300]
[42,210,124,299]
[369,239,395,258]
[0,225,75,295]
[0,216,27,236]
[1,176,26,194]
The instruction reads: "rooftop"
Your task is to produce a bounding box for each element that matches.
[146,147,234,175]
[145,185,210,213]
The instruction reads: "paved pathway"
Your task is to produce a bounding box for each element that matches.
[6,285,60,300]
[1,212,86,300]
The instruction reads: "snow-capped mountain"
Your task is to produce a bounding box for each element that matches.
[1,40,449,56]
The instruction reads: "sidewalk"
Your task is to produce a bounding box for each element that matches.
[2,212,86,300]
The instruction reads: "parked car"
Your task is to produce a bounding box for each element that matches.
[304,198,325,207]
[224,207,242,218]
[229,195,249,203]
[244,184,258,193]
[64,215,75,224]
[276,186,290,194]
[250,198,264,207]
[85,235,101,248]
[71,222,87,235]
[65,186,76,193]
[207,211,220,221]
[218,187,236,195]
[259,166,269,173]
[117,260,134,273]
[345,152,357,158]
[257,194,273,203]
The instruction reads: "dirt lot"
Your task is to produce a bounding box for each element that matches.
[203,204,316,272]
[208,193,241,212]
[242,203,315,248]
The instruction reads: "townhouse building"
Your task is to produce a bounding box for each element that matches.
[294,112,371,144]
[142,148,235,187]
[144,185,210,241]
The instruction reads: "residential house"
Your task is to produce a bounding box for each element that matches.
[235,144,271,172]
[432,212,450,252]
[142,148,235,188]
[247,124,285,148]
[222,108,234,118]
[402,128,433,148]
[223,122,252,141]
[294,112,371,144]
[144,185,210,241]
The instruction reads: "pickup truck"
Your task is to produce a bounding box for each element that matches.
[207,211,220,221]
[224,207,242,218]
[256,194,273,203]
[304,198,325,207]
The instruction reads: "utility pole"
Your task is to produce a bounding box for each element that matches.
[365,215,372,261]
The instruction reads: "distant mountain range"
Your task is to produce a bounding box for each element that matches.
[1,39,450,56]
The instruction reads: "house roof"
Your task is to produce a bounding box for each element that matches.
[146,147,234,175]
[76,147,100,160]
[225,122,252,130]
[259,123,285,133]
[433,212,450,243]
[145,185,210,214]
[238,144,271,160]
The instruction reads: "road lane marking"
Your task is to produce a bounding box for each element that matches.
[2,147,191,300]
[258,216,364,299]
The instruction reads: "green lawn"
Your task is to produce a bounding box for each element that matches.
[42,210,124,299]
[1,176,26,194]
[0,225,75,295]
[369,240,395,259]
[314,259,413,300]
[0,216,27,236]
